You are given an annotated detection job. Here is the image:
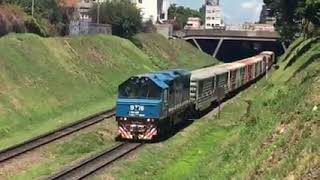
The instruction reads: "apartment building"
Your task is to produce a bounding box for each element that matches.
[131,0,171,23]
[205,0,225,29]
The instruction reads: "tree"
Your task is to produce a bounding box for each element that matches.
[90,0,142,38]
[168,4,202,30]
[264,0,319,41]
[301,0,320,36]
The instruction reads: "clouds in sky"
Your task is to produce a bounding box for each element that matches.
[241,0,264,14]
[238,0,264,22]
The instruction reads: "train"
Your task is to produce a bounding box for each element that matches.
[115,51,275,140]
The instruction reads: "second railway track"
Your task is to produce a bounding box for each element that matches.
[48,142,143,180]
[0,108,115,163]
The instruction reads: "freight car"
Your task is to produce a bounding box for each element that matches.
[116,51,275,140]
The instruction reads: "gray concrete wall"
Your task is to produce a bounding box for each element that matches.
[155,24,173,39]
[69,21,112,35]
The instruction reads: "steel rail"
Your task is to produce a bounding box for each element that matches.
[0,108,115,163]
[48,143,143,180]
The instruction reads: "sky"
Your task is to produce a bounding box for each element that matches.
[174,0,264,24]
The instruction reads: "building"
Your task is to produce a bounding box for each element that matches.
[72,0,171,23]
[60,0,107,22]
[259,4,276,24]
[240,22,275,32]
[132,0,171,23]
[184,17,201,30]
[205,0,225,29]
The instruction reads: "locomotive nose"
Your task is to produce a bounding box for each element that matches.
[116,99,162,119]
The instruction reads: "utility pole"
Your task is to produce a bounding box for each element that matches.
[31,0,34,18]
[97,0,100,24]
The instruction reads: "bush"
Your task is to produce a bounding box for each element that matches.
[0,4,26,36]
[142,20,157,33]
[24,17,48,37]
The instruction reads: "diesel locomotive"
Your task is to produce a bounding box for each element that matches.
[116,51,275,140]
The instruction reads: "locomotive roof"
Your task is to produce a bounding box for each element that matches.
[134,69,191,89]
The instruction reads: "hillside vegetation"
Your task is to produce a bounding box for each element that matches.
[0,4,27,36]
[133,33,217,69]
[99,38,320,179]
[0,33,216,150]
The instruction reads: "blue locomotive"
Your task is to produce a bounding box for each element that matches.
[116,69,192,140]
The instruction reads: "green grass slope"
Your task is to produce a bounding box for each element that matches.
[100,38,320,179]
[0,33,215,149]
[133,33,219,69]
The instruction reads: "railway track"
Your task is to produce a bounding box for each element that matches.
[0,108,115,163]
[48,142,143,180]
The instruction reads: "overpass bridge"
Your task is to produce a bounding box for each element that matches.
[174,29,286,62]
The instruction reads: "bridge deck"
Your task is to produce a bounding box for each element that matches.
[176,30,280,40]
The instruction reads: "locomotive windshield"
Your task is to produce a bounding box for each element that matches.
[119,77,162,99]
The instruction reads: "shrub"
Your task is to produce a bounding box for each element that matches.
[0,4,26,36]
[142,20,157,33]
[24,17,48,37]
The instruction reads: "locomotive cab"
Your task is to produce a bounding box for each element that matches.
[116,70,191,140]
[116,75,168,140]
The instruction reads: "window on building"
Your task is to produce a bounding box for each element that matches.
[207,24,210,26]
[206,17,211,20]
[160,13,165,19]
[139,0,142,3]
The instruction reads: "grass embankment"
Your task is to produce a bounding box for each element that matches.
[0,33,217,179]
[133,33,217,69]
[98,38,320,179]
[0,33,216,150]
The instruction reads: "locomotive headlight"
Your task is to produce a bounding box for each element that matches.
[124,117,128,121]
[147,118,151,122]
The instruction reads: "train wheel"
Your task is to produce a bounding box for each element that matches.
[115,135,123,142]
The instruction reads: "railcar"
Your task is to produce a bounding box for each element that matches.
[219,63,246,92]
[116,69,192,140]
[190,66,230,111]
[261,51,276,69]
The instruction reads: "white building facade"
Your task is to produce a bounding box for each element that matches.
[78,0,171,24]
[132,0,171,23]
[205,0,225,29]
[184,17,201,30]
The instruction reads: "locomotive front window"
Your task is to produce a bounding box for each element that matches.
[119,78,162,99]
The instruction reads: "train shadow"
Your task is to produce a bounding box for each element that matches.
[153,120,194,143]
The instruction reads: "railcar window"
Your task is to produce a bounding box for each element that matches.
[119,78,161,99]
